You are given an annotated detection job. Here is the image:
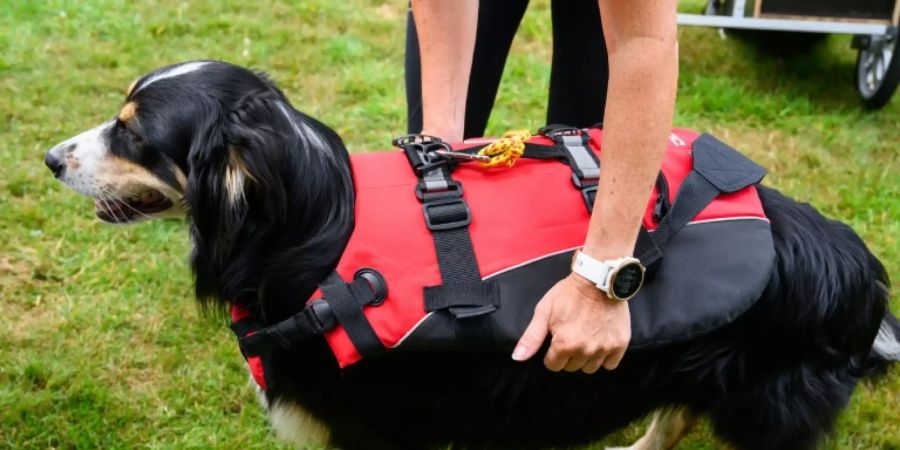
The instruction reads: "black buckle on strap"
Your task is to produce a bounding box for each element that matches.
[392,134,443,147]
[423,197,472,231]
[538,125,585,141]
[571,172,599,212]
[397,137,456,177]
[415,179,464,202]
[581,185,598,211]
[571,172,598,189]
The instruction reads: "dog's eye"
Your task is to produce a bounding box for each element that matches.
[116,119,144,144]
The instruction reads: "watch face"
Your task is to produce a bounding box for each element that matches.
[611,262,644,300]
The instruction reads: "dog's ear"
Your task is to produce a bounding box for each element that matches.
[221,91,293,222]
[186,90,291,301]
[186,89,354,308]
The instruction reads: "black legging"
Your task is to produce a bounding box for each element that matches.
[405,0,609,139]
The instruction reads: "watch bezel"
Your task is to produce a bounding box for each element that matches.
[606,258,645,301]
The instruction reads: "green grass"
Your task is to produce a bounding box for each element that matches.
[1,0,897,448]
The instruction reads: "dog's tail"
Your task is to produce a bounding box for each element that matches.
[868,312,900,372]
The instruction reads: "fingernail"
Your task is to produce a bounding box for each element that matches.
[511,346,528,361]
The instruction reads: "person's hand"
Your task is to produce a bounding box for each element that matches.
[511,272,631,373]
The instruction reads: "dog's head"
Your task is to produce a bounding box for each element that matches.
[46,61,354,311]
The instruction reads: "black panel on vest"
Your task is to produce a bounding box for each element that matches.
[398,219,775,352]
[692,134,766,193]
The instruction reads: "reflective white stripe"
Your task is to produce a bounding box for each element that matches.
[684,216,769,226]
[391,312,435,348]
[484,246,582,280]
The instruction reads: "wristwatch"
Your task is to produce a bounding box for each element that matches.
[571,250,645,301]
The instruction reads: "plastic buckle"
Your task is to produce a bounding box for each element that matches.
[392,134,443,148]
[404,141,456,176]
[570,172,598,190]
[652,192,667,223]
[581,185,598,212]
[538,125,587,144]
[415,180,464,202]
[306,299,337,331]
[571,173,599,212]
[423,197,472,231]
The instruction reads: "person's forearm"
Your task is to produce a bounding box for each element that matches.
[410,0,478,141]
[584,5,678,260]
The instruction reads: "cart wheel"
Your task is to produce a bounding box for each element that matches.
[855,30,900,110]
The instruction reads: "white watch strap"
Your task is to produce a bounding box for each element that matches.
[572,251,618,291]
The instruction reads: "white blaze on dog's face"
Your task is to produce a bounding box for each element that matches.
[44,64,202,224]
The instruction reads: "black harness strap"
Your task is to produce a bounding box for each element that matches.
[319,272,385,358]
[559,134,601,181]
[652,133,767,252]
[397,138,500,328]
[235,302,331,357]
[234,272,385,358]
[650,172,721,253]
[549,131,602,213]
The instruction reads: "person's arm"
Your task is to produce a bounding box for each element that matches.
[410,0,478,142]
[513,0,678,373]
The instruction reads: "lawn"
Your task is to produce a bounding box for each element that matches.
[0,0,897,448]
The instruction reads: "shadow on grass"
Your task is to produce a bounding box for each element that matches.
[679,28,866,117]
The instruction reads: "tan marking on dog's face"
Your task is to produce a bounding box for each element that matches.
[99,156,182,204]
[66,154,81,171]
[118,101,138,122]
[126,79,138,97]
[173,164,188,191]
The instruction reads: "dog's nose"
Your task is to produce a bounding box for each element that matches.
[44,151,65,178]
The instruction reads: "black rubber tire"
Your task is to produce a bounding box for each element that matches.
[856,35,900,110]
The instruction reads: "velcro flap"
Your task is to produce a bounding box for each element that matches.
[692,134,766,193]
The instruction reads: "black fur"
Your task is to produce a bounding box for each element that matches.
[83,61,900,449]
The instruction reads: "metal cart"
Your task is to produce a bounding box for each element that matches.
[678,0,900,109]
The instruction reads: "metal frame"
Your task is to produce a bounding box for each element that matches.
[677,13,890,35]
[678,0,893,35]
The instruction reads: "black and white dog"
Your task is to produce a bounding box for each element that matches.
[46,61,899,450]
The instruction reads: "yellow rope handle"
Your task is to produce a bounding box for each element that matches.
[477,129,532,168]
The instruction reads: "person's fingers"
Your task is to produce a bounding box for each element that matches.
[543,343,569,372]
[512,302,551,361]
[563,355,590,372]
[602,347,626,370]
[581,355,607,375]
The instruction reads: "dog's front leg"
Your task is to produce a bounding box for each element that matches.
[607,407,696,450]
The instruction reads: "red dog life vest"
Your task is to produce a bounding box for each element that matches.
[233,128,775,388]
